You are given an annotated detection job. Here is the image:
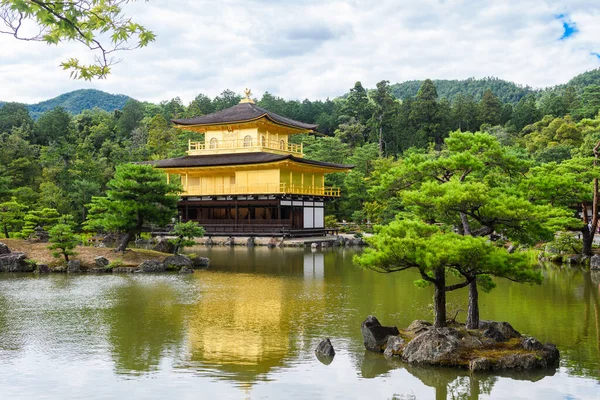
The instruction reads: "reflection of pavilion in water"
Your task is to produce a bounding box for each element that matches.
[185,251,328,390]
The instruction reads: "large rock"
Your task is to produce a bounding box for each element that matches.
[0,252,34,272]
[406,320,432,334]
[163,254,192,268]
[137,259,166,272]
[153,237,175,254]
[247,237,255,247]
[383,336,405,358]
[315,338,336,358]
[401,327,461,365]
[179,266,194,274]
[95,256,110,268]
[0,242,10,255]
[479,321,521,339]
[191,257,210,269]
[361,316,400,352]
[67,260,81,273]
[591,254,600,270]
[36,264,50,274]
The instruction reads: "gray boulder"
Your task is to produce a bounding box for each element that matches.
[267,237,278,248]
[37,264,50,274]
[95,256,110,268]
[591,255,600,270]
[224,236,235,246]
[246,237,255,247]
[469,357,494,371]
[406,320,432,334]
[496,353,540,370]
[52,265,67,273]
[67,260,81,273]
[137,259,166,272]
[315,338,335,358]
[479,321,521,339]
[383,336,405,358]
[153,237,175,254]
[566,254,582,265]
[191,257,210,269]
[205,237,214,246]
[0,242,10,254]
[483,325,506,342]
[164,254,192,268]
[522,337,544,351]
[361,315,400,352]
[401,327,461,365]
[179,266,194,274]
[0,252,34,272]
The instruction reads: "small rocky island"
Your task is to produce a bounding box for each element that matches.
[361,316,559,371]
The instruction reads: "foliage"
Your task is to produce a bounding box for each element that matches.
[0,197,27,238]
[0,0,155,79]
[84,164,181,251]
[547,232,583,254]
[169,221,205,254]
[355,218,541,327]
[47,223,78,262]
[21,208,60,239]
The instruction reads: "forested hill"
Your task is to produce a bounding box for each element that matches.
[387,68,600,104]
[0,89,132,119]
[28,89,131,118]
[389,77,536,104]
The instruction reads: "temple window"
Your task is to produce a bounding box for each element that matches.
[261,135,266,147]
[209,137,218,149]
[280,140,285,150]
[244,135,252,147]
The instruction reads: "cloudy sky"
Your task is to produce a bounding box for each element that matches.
[1,0,600,104]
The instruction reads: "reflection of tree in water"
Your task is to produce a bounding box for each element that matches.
[104,277,189,374]
[360,350,557,400]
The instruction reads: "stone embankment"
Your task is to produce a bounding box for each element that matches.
[361,316,559,372]
[0,242,209,274]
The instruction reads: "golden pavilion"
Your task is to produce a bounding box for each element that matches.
[152,90,352,236]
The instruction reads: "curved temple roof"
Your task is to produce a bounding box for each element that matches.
[147,152,353,170]
[172,102,317,131]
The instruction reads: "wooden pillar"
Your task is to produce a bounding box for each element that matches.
[290,171,293,193]
[166,173,170,184]
[185,173,189,193]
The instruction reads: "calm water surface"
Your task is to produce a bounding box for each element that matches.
[0,247,599,399]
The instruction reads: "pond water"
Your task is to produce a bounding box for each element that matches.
[0,246,599,399]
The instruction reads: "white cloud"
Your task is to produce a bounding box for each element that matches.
[0,0,599,105]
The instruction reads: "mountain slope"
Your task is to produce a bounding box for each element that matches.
[389,77,536,104]
[27,89,132,118]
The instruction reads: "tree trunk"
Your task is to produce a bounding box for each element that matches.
[115,231,134,252]
[465,279,479,329]
[433,267,447,328]
[64,253,69,262]
[3,224,9,239]
[582,226,594,256]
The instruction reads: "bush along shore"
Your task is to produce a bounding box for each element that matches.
[361,316,559,372]
[0,240,209,274]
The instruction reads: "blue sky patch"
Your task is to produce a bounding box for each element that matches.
[591,52,600,59]
[556,14,578,40]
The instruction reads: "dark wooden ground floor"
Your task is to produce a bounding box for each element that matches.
[178,195,329,237]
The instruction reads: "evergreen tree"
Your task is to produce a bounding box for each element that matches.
[478,89,502,126]
[85,164,181,251]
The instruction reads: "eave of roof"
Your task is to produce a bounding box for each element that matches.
[172,102,317,131]
[145,152,353,170]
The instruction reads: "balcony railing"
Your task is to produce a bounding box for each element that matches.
[183,182,340,197]
[188,139,303,156]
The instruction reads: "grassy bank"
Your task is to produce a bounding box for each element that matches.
[1,238,169,267]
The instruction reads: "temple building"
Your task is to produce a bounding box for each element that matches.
[151,90,352,237]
